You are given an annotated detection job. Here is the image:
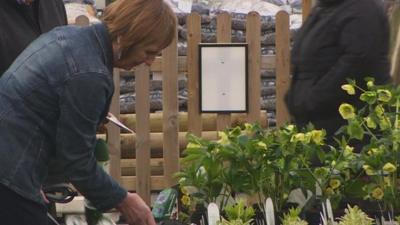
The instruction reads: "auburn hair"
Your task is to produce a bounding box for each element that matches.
[102,0,176,53]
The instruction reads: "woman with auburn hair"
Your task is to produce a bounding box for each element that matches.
[0,0,175,225]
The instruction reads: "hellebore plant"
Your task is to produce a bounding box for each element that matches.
[176,123,309,215]
[176,122,353,218]
[339,78,400,216]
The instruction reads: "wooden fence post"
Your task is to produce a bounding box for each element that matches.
[162,15,179,188]
[275,11,291,127]
[135,64,151,204]
[187,13,203,136]
[246,12,262,123]
[216,13,232,131]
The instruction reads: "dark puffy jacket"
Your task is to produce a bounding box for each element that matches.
[0,0,67,75]
[285,0,391,137]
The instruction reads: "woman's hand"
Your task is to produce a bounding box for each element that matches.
[117,193,156,225]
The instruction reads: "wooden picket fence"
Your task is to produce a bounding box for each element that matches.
[99,11,292,204]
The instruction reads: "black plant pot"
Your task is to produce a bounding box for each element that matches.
[190,204,208,225]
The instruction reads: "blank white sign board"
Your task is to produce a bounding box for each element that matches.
[200,44,248,113]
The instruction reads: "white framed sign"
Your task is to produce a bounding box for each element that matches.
[199,43,248,113]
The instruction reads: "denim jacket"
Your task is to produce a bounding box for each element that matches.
[0,23,127,210]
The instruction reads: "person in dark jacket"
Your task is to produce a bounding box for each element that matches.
[0,0,176,225]
[0,0,67,76]
[285,0,391,139]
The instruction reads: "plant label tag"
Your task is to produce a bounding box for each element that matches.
[321,202,327,225]
[265,198,275,225]
[207,203,220,225]
[106,112,135,134]
[326,199,335,225]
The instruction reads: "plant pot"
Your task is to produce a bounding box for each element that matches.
[190,204,208,225]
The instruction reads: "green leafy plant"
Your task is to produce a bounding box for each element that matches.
[339,79,400,215]
[176,123,312,214]
[178,123,344,215]
[176,121,361,218]
[337,205,374,225]
[223,199,255,223]
[281,208,308,225]
[175,133,225,205]
[287,128,360,209]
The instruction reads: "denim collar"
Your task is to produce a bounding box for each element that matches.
[92,23,114,75]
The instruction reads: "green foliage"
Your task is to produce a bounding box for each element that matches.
[177,123,331,213]
[337,205,374,225]
[281,208,308,225]
[339,79,400,212]
[176,80,400,221]
[224,199,255,223]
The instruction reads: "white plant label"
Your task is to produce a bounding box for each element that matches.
[265,198,275,225]
[207,203,220,225]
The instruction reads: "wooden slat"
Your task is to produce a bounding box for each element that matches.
[97,131,219,158]
[187,13,203,136]
[118,112,268,133]
[106,68,121,183]
[216,12,232,131]
[151,56,187,72]
[162,16,180,187]
[275,11,291,127]
[246,12,262,123]
[135,64,151,204]
[260,55,275,70]
[302,0,313,22]
[150,55,275,72]
[121,176,165,191]
[121,159,164,176]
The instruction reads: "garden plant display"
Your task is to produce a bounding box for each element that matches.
[175,79,399,225]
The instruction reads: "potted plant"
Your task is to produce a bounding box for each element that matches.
[176,123,336,223]
[337,205,374,225]
[218,199,255,225]
[281,208,308,225]
[338,78,400,222]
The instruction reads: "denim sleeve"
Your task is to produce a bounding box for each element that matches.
[56,72,127,211]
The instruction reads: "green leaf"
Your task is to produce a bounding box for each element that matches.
[229,126,242,136]
[379,118,391,131]
[360,91,377,104]
[341,84,356,95]
[237,135,249,146]
[346,120,364,140]
[364,116,377,129]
